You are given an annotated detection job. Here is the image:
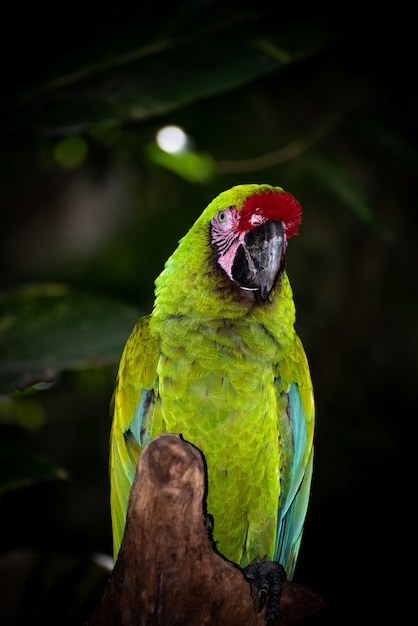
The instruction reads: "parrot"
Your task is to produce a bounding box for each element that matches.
[109,183,314,620]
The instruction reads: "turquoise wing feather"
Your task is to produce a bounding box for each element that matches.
[274,334,314,578]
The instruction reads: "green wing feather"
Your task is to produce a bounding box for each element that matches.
[109,315,159,559]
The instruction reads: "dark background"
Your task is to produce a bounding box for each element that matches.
[0,4,415,624]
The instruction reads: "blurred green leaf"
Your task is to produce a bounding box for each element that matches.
[0,395,47,430]
[2,19,337,136]
[147,141,216,182]
[304,152,382,228]
[0,283,140,393]
[0,441,67,494]
[53,136,89,168]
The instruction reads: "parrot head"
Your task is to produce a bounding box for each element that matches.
[209,186,302,301]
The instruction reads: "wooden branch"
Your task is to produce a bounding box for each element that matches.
[88,434,323,626]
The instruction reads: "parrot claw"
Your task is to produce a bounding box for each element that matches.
[243,559,286,626]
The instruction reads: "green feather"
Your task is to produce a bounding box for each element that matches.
[109,184,314,577]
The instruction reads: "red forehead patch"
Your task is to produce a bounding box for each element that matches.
[238,190,302,237]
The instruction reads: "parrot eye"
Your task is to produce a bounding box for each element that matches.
[210,206,238,234]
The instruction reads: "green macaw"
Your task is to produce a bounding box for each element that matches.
[109,184,314,586]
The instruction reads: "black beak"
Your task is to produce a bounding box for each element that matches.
[231,220,285,300]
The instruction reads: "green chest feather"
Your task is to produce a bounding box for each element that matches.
[144,315,291,566]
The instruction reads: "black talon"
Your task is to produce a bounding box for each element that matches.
[243,559,286,626]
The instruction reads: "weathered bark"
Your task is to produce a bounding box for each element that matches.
[88,434,323,626]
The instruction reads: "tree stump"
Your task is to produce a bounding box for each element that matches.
[88,434,323,625]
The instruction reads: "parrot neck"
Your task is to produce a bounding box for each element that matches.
[151,246,297,350]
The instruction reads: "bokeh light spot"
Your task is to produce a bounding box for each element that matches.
[156,125,188,154]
